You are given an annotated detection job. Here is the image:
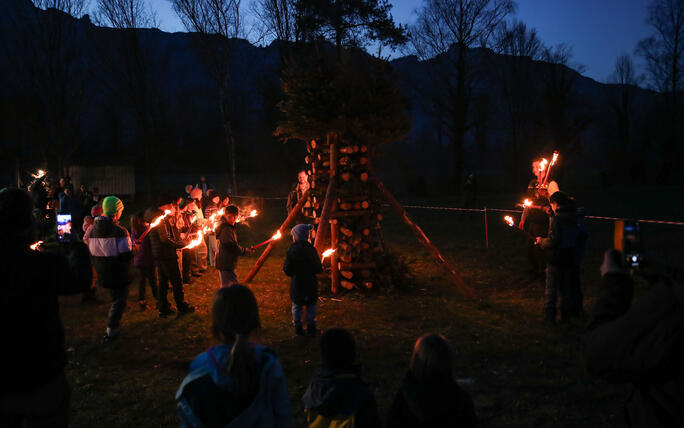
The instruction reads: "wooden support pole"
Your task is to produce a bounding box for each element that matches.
[243,189,310,283]
[375,179,476,299]
[330,218,340,294]
[314,133,338,253]
[484,206,489,249]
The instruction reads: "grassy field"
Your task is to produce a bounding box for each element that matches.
[60,186,684,427]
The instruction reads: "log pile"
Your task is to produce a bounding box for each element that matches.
[306,136,390,292]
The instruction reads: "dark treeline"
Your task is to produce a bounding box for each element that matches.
[1,0,683,199]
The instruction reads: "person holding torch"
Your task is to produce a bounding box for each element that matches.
[215,205,254,287]
[283,224,323,336]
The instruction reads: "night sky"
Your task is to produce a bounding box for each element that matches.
[148,0,652,82]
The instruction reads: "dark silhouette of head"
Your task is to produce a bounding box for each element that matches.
[410,333,455,382]
[321,328,357,371]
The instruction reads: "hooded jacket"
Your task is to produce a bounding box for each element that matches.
[302,367,380,428]
[386,373,478,428]
[176,343,293,428]
[85,215,133,288]
[283,240,322,305]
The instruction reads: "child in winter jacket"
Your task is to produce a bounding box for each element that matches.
[302,328,381,427]
[176,285,293,428]
[283,224,322,336]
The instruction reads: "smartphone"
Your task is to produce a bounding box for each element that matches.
[57,214,73,243]
[622,221,644,268]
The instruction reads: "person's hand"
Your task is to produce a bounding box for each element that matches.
[534,237,542,245]
[518,221,525,230]
[132,243,141,255]
[245,246,256,254]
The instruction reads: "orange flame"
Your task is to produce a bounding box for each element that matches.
[523,199,532,207]
[550,152,559,166]
[183,230,204,249]
[504,216,515,227]
[250,209,258,217]
[271,230,282,241]
[150,210,172,228]
[538,158,548,172]
[321,248,336,259]
[30,240,43,251]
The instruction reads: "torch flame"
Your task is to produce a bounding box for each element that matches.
[321,248,336,259]
[183,230,204,249]
[150,209,171,228]
[30,240,43,251]
[504,216,515,227]
[31,169,46,179]
[550,152,559,166]
[250,209,258,217]
[523,199,532,207]
[538,158,548,172]
[271,230,282,241]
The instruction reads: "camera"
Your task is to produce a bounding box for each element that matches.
[614,220,644,268]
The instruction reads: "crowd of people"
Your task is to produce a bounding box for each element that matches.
[2,165,683,427]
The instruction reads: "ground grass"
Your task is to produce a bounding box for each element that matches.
[60,186,684,427]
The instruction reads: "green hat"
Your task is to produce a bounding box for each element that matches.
[102,196,124,216]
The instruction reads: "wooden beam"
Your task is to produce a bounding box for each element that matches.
[374,179,476,299]
[243,189,310,283]
[314,133,338,253]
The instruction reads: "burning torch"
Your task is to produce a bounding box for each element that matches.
[253,230,282,249]
[541,151,559,188]
[30,241,43,251]
[135,209,171,244]
[503,216,534,239]
[182,230,205,249]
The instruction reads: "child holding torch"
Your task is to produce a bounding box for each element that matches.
[215,205,254,287]
[283,224,323,336]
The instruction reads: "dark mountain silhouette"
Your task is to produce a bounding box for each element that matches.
[0,0,660,195]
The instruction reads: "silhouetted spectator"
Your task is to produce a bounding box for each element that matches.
[284,224,322,336]
[176,285,293,427]
[386,334,478,428]
[84,196,133,342]
[195,175,215,197]
[0,188,91,426]
[303,328,380,427]
[131,211,157,311]
[585,251,684,427]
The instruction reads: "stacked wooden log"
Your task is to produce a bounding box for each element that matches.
[306,136,389,292]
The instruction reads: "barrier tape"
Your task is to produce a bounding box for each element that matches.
[400,204,684,226]
[229,197,684,227]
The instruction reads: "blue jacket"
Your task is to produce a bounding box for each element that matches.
[176,343,293,428]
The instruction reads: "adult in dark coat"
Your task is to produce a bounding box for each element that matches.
[146,206,194,317]
[536,191,581,323]
[283,224,322,336]
[585,250,684,428]
[386,334,478,428]
[215,205,252,287]
[0,188,91,427]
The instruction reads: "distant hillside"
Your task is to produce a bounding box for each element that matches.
[0,0,662,195]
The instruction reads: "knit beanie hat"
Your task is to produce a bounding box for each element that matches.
[291,224,313,242]
[102,196,124,216]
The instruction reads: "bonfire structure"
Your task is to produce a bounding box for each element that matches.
[243,49,474,298]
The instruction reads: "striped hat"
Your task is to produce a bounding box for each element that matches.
[102,196,124,216]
